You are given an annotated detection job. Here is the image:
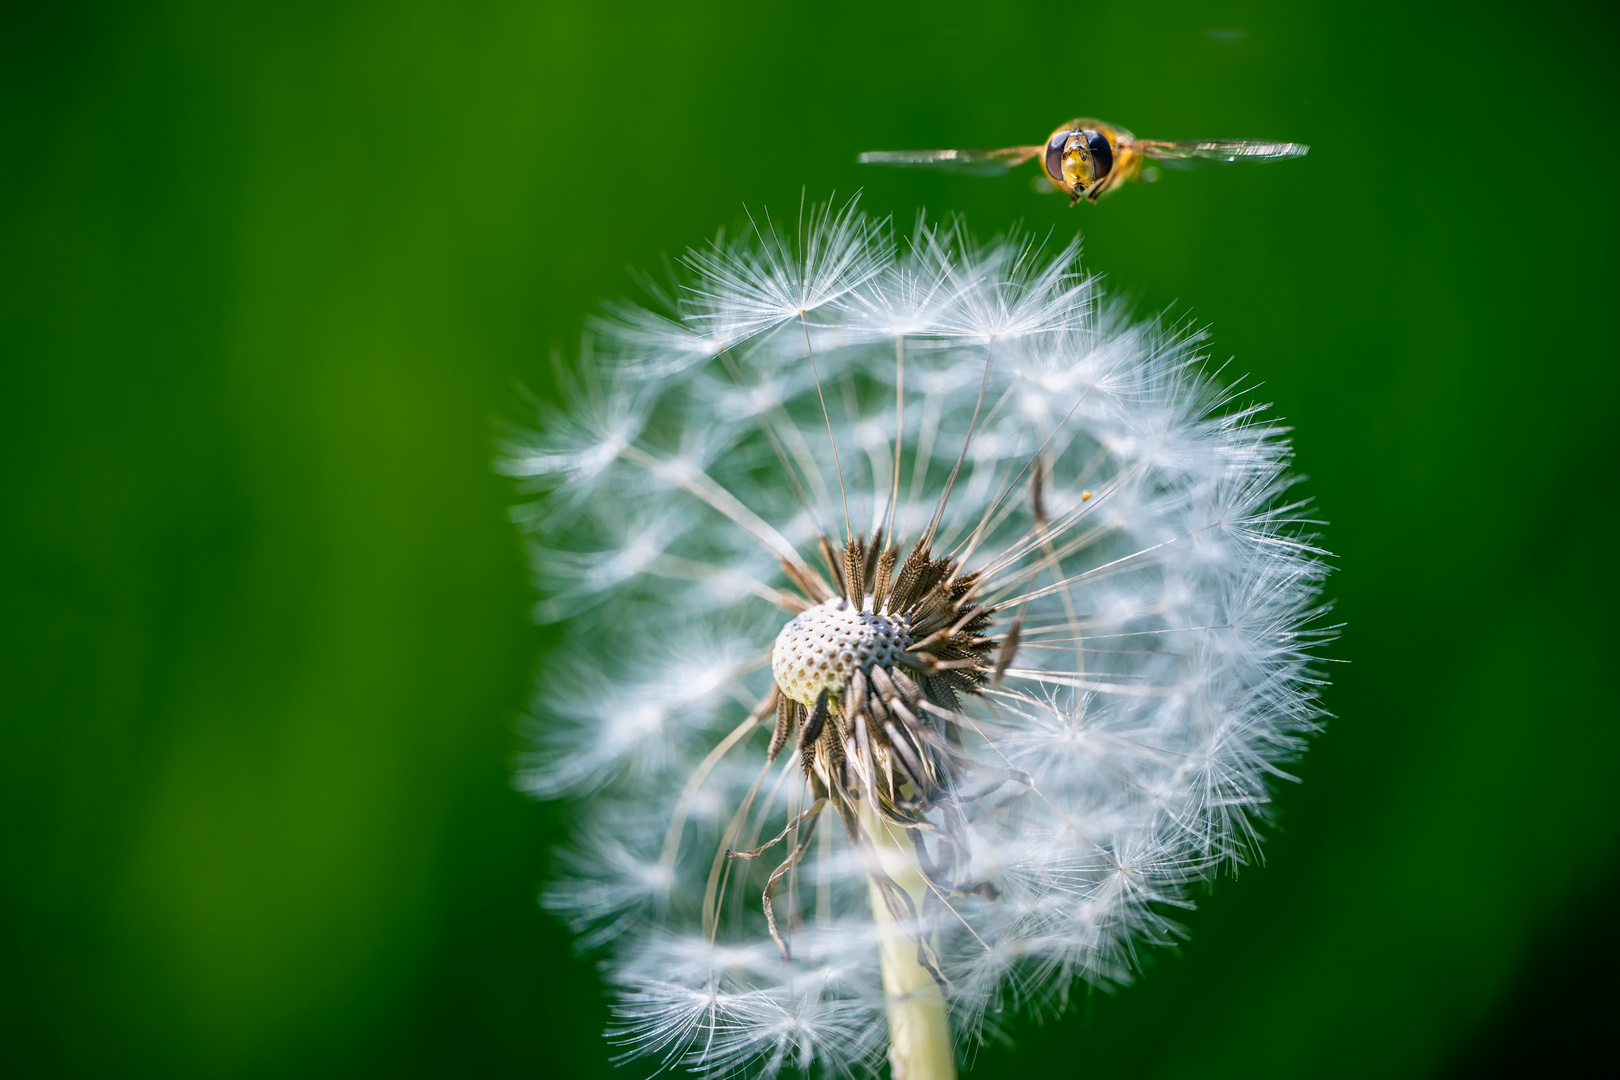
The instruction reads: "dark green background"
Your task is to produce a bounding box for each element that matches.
[4,1,1616,1076]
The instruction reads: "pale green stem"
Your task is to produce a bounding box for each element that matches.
[861,803,957,1080]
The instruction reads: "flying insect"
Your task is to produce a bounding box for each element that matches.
[858,118,1308,205]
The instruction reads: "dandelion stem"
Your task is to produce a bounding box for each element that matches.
[862,803,956,1080]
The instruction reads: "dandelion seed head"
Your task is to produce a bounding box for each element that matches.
[508,199,1333,1078]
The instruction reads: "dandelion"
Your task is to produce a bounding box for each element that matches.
[504,197,1332,1079]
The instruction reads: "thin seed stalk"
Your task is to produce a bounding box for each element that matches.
[861,802,956,1080]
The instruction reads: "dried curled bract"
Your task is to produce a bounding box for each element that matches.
[743,532,1000,975]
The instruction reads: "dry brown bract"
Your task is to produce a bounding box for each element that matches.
[730,532,1014,979]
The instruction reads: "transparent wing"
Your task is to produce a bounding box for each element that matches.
[856,146,1042,177]
[1131,139,1309,171]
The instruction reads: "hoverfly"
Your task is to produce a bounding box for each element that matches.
[859,117,1308,205]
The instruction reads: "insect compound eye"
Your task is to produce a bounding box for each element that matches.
[1082,129,1114,180]
[1045,131,1076,186]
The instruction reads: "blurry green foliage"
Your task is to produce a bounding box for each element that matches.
[1,1,1616,1076]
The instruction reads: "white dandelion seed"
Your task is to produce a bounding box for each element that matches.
[506,199,1333,1079]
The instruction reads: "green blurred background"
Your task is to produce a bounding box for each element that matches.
[4,1,1616,1076]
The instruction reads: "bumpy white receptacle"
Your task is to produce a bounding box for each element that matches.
[771,599,911,706]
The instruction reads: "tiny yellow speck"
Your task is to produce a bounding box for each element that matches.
[1081,490,1093,501]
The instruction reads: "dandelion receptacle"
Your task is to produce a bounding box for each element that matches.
[504,199,1332,1078]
